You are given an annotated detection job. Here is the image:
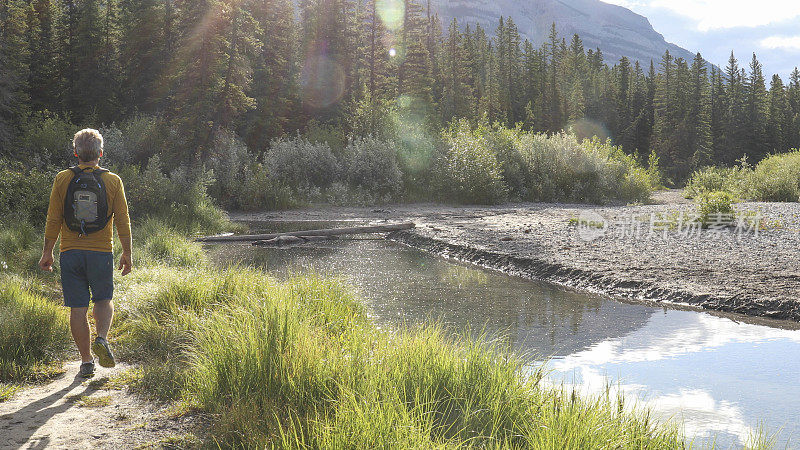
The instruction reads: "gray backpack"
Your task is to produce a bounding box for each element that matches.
[63,166,112,236]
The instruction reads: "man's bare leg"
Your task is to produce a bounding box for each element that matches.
[93,300,114,340]
[70,307,92,363]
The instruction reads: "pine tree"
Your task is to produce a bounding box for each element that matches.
[787,68,800,150]
[744,53,769,160]
[440,18,471,123]
[242,0,298,150]
[710,67,726,161]
[0,0,31,151]
[169,0,257,160]
[651,50,676,177]
[118,0,165,114]
[766,74,789,153]
[545,23,563,132]
[27,0,56,112]
[687,53,712,171]
[722,52,747,164]
[398,0,433,109]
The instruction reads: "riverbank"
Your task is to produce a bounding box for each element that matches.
[231,190,800,322]
[1,221,696,448]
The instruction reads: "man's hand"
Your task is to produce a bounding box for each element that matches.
[118,251,132,276]
[39,252,54,272]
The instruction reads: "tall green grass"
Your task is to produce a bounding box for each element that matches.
[116,265,688,448]
[0,275,71,381]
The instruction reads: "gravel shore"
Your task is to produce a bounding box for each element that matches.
[230,191,800,322]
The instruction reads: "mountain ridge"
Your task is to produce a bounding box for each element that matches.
[429,0,698,68]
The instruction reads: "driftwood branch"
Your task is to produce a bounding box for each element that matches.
[196,222,416,243]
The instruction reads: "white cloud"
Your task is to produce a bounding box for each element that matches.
[761,36,800,51]
[604,0,800,31]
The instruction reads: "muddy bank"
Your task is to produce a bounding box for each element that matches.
[230,191,800,322]
[388,231,800,321]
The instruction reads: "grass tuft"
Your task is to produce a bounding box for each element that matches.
[0,275,71,382]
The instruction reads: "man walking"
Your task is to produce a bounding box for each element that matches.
[38,129,132,378]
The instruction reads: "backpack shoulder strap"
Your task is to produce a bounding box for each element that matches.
[69,166,83,175]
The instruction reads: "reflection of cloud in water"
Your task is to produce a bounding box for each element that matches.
[652,389,750,443]
[546,311,800,446]
[544,365,753,445]
[554,312,800,370]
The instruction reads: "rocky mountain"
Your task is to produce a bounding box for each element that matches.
[429,0,698,67]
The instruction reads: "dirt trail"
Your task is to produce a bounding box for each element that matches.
[0,362,199,449]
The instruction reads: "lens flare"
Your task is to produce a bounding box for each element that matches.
[377,0,404,30]
[392,95,435,173]
[568,118,611,142]
[301,51,346,109]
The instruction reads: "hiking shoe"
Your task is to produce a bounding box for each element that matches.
[79,360,95,378]
[92,336,116,368]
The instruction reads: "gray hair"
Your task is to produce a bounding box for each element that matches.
[73,129,104,162]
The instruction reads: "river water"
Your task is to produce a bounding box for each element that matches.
[209,221,800,448]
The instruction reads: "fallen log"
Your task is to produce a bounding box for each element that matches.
[196,222,416,243]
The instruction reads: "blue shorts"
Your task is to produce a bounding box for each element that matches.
[59,250,114,308]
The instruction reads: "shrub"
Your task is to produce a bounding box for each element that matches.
[304,120,347,155]
[235,163,298,211]
[342,136,403,201]
[206,131,255,208]
[516,133,653,204]
[483,125,527,200]
[437,120,508,204]
[117,156,231,234]
[0,161,52,225]
[750,150,800,202]
[685,164,752,199]
[100,115,164,167]
[265,136,340,190]
[696,191,736,227]
[16,112,76,168]
[0,276,71,381]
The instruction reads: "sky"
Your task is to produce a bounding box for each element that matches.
[603,0,800,80]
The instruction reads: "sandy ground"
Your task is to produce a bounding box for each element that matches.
[0,362,201,449]
[231,190,800,322]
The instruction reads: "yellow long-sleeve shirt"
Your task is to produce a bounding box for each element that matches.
[45,164,131,253]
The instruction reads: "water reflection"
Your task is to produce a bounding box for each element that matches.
[548,311,800,447]
[209,238,654,357]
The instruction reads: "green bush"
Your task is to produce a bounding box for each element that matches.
[0,161,52,225]
[342,136,403,201]
[235,163,298,211]
[117,156,231,234]
[696,191,736,227]
[265,136,340,190]
[16,112,77,168]
[516,133,653,204]
[0,275,71,381]
[751,150,800,202]
[100,115,164,167]
[685,164,752,199]
[484,125,527,200]
[437,120,508,204]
